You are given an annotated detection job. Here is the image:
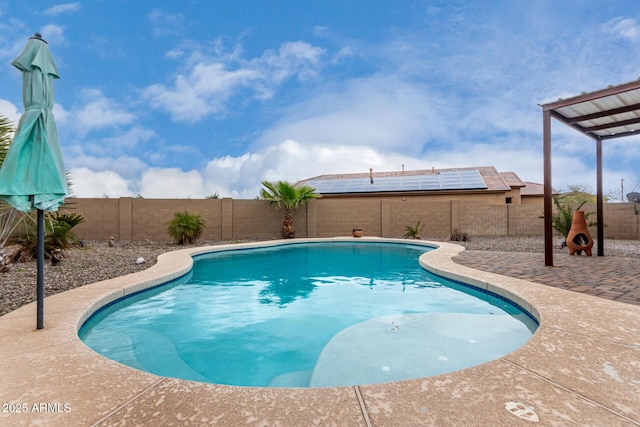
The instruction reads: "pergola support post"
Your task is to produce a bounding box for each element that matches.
[543,109,554,266]
[596,137,604,256]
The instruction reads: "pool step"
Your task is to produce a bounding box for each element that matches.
[309,312,531,387]
[126,328,211,383]
[267,370,313,387]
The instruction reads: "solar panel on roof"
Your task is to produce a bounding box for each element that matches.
[420,182,440,190]
[402,178,421,185]
[304,169,488,194]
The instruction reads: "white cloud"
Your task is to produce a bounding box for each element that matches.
[0,99,20,124]
[605,17,640,42]
[101,126,157,149]
[147,9,186,38]
[143,63,261,122]
[57,89,136,136]
[39,24,65,46]
[69,167,134,198]
[312,26,329,38]
[138,168,206,198]
[165,48,185,59]
[0,18,31,63]
[255,75,446,153]
[332,46,355,64]
[43,3,81,16]
[142,40,325,122]
[257,41,325,82]
[52,102,69,122]
[64,149,148,181]
[87,34,126,60]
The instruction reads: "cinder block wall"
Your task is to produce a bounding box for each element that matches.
[457,201,508,236]
[508,204,545,236]
[231,199,288,240]
[583,203,640,240]
[67,198,119,240]
[69,197,640,241]
[73,198,223,241]
[309,198,382,237]
[387,199,451,238]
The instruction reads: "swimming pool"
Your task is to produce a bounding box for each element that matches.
[79,241,537,388]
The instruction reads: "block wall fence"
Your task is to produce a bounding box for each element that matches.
[69,197,640,242]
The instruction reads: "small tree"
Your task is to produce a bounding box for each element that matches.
[562,184,607,204]
[548,197,596,239]
[167,211,206,244]
[261,181,320,238]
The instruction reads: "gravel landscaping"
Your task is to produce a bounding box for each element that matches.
[1,237,638,317]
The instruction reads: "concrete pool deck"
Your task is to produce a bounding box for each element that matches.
[0,238,639,426]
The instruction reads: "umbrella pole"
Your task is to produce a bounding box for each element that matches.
[37,208,44,330]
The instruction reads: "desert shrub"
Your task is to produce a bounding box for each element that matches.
[10,211,85,262]
[167,211,206,244]
[47,212,85,251]
[450,229,469,241]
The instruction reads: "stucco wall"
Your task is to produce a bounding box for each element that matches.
[69,198,640,241]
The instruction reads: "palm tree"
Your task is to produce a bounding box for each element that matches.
[167,211,206,244]
[0,114,20,248]
[260,181,320,238]
[0,114,13,168]
[403,221,425,239]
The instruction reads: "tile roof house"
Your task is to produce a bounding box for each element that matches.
[297,166,554,205]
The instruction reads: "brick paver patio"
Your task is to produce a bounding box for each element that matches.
[454,250,640,305]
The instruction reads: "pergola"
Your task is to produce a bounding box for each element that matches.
[541,79,640,266]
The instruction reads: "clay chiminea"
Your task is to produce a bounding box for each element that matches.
[566,210,593,256]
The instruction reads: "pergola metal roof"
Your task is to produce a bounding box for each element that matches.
[540,78,640,266]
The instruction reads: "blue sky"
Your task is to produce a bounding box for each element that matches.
[2,1,640,200]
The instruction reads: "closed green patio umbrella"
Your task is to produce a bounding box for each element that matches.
[0,33,68,329]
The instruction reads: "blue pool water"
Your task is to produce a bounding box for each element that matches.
[79,242,537,388]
